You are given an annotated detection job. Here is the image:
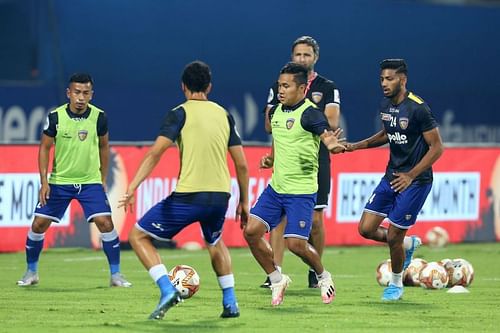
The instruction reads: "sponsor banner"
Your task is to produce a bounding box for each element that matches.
[336,172,480,222]
[0,145,498,252]
[0,173,70,227]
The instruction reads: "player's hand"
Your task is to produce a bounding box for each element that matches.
[343,142,356,152]
[118,191,135,213]
[38,183,50,207]
[321,129,346,154]
[259,154,274,169]
[235,202,249,229]
[390,172,414,193]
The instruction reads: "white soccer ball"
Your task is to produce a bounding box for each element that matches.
[425,226,449,248]
[419,262,449,289]
[403,258,428,286]
[448,258,474,287]
[376,259,392,287]
[168,264,200,299]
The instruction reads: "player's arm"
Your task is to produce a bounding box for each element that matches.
[227,112,249,228]
[229,145,249,229]
[302,107,346,154]
[38,134,54,206]
[119,107,184,212]
[324,103,340,129]
[264,105,273,134]
[345,129,388,152]
[391,128,444,192]
[119,136,173,212]
[98,133,110,190]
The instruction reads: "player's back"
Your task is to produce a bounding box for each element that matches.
[175,100,232,193]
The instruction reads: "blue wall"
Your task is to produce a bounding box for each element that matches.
[1,0,500,143]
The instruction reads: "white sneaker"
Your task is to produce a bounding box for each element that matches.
[318,275,336,304]
[270,274,291,306]
[110,273,132,287]
[17,270,39,286]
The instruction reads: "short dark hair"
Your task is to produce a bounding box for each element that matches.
[182,61,211,93]
[292,36,320,57]
[380,59,408,75]
[280,62,308,86]
[69,73,94,86]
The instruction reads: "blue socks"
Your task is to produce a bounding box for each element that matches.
[222,287,236,306]
[26,230,45,272]
[101,229,120,275]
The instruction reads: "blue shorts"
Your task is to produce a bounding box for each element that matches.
[249,185,316,240]
[364,177,432,229]
[136,192,230,245]
[34,184,111,223]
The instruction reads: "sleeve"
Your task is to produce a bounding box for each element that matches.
[42,112,58,137]
[268,104,279,123]
[322,81,341,106]
[301,107,330,136]
[415,104,438,132]
[97,112,108,136]
[227,112,243,146]
[158,107,186,141]
[264,82,279,110]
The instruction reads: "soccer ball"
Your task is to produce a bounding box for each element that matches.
[403,258,428,286]
[419,262,449,289]
[425,226,449,248]
[448,258,474,287]
[168,265,200,299]
[376,259,392,286]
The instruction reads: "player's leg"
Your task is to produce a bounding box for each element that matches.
[244,185,287,305]
[18,184,72,286]
[80,184,130,287]
[200,197,240,318]
[308,209,325,288]
[130,196,189,319]
[283,193,335,304]
[260,216,286,288]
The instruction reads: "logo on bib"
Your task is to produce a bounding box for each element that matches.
[286,118,295,130]
[78,130,88,141]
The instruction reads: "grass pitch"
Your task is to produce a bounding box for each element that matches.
[1,243,499,333]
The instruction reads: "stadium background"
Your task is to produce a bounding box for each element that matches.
[1,0,500,251]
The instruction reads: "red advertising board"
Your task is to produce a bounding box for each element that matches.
[1,145,499,252]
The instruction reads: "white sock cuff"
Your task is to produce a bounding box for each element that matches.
[148,264,168,282]
[391,271,403,287]
[28,229,45,241]
[217,274,235,289]
[317,270,331,280]
[276,265,282,273]
[101,229,119,242]
[268,270,282,284]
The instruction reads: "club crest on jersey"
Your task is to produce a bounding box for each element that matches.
[311,92,323,104]
[299,221,306,228]
[399,117,409,130]
[78,130,88,141]
[286,118,295,130]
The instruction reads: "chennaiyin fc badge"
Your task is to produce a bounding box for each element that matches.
[78,130,88,141]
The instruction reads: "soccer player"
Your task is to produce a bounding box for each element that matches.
[261,36,341,288]
[17,73,131,288]
[345,59,444,301]
[118,61,249,320]
[244,62,345,306]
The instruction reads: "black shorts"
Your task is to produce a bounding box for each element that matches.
[316,143,331,210]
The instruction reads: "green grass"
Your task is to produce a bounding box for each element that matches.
[1,243,499,332]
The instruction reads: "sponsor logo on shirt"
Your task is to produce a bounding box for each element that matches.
[389,107,399,113]
[381,113,391,121]
[387,132,408,144]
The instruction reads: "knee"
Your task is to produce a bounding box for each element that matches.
[94,217,114,233]
[243,220,265,243]
[286,239,306,257]
[32,217,51,233]
[358,223,372,239]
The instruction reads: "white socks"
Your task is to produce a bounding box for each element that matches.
[148,264,168,282]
